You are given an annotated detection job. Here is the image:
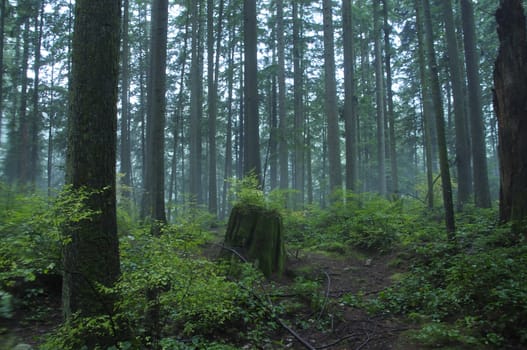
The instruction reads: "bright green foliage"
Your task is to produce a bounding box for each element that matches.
[283,192,417,253]
[0,184,96,293]
[343,218,527,348]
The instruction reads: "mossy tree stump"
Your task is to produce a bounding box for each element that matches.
[224,204,285,277]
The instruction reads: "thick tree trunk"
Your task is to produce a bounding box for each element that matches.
[63,0,121,328]
[224,205,285,277]
[493,0,527,235]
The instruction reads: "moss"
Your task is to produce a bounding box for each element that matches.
[224,204,285,277]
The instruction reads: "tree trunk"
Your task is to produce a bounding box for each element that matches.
[493,0,527,235]
[243,0,261,182]
[322,0,342,195]
[293,1,305,206]
[382,0,398,195]
[120,0,133,199]
[342,0,358,192]
[0,0,5,146]
[373,0,386,196]
[277,0,288,190]
[63,0,121,328]
[442,0,472,209]
[146,0,168,229]
[460,0,491,209]
[421,0,456,235]
[224,204,285,277]
[190,0,203,203]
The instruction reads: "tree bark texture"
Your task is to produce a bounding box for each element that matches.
[224,205,285,277]
[63,0,121,321]
[493,0,527,234]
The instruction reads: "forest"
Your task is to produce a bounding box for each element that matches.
[1,0,527,349]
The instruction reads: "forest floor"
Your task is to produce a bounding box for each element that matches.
[271,249,416,350]
[1,237,417,350]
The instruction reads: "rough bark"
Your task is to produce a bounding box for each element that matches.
[63,0,121,326]
[493,0,527,235]
[224,204,285,277]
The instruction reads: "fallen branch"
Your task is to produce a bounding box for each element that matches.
[217,243,316,350]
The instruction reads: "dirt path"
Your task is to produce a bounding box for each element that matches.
[273,250,412,350]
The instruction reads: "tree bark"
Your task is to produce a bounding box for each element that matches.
[342,0,358,192]
[243,0,262,182]
[421,0,456,235]
[120,0,133,199]
[225,204,285,277]
[373,0,386,196]
[442,0,472,209]
[293,1,305,206]
[277,0,288,190]
[63,0,121,326]
[322,0,342,195]
[493,0,527,235]
[461,0,491,208]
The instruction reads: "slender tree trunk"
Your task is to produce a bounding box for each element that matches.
[382,0,398,195]
[222,28,235,218]
[277,0,288,190]
[0,0,5,146]
[17,18,31,184]
[442,0,472,209]
[322,0,342,195]
[243,0,261,182]
[342,0,358,192]
[63,0,121,334]
[493,0,527,235]
[168,7,190,222]
[189,0,203,203]
[29,0,44,186]
[120,0,132,199]
[421,0,455,235]
[293,1,305,206]
[373,0,386,196]
[460,0,491,208]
